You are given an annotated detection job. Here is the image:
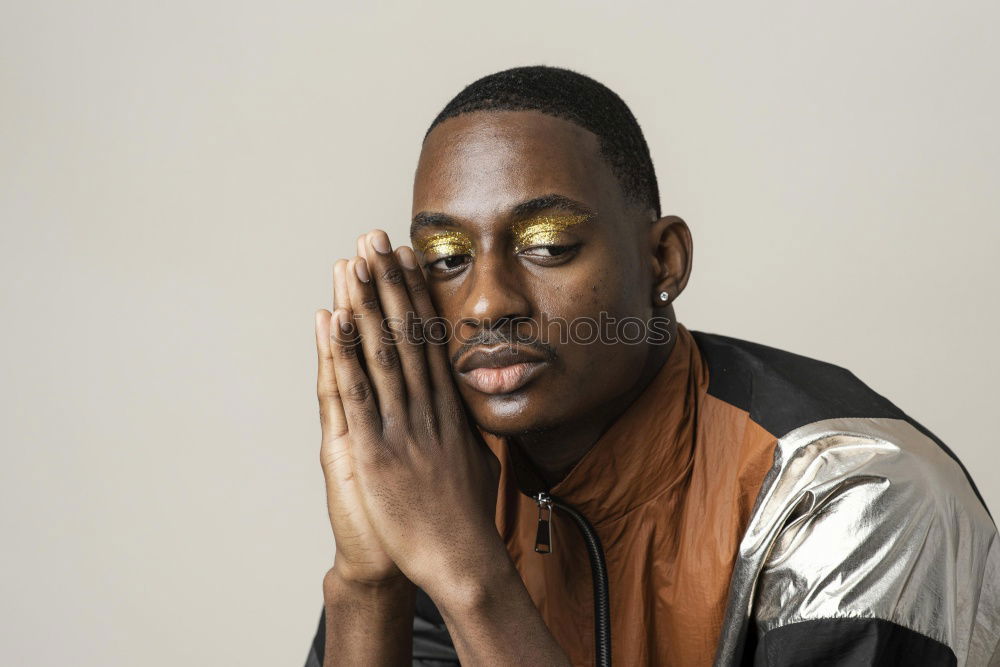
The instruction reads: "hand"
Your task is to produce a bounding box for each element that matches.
[328,229,502,602]
[315,257,400,585]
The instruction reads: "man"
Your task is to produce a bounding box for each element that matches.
[306,66,1000,665]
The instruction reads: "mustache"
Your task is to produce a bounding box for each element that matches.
[449,325,557,367]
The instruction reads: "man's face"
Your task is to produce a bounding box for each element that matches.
[411,110,660,437]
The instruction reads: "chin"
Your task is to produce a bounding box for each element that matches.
[454,365,582,438]
[467,394,567,440]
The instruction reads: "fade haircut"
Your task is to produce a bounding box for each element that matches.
[425,65,661,218]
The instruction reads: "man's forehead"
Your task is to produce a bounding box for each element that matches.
[412,110,615,221]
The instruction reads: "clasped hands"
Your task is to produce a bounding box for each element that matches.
[314,229,502,603]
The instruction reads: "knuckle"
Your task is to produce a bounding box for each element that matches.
[381,267,404,285]
[345,380,372,403]
[317,379,341,401]
[374,345,398,369]
[336,341,359,360]
[318,389,341,407]
[407,279,427,295]
[360,296,381,312]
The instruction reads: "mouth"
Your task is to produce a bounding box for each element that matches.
[455,345,551,395]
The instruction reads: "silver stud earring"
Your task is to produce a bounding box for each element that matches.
[658,291,669,302]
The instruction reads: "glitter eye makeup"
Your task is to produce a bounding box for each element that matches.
[511,214,592,253]
[414,230,475,258]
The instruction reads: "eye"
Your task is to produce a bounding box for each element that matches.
[518,243,582,264]
[427,254,472,273]
[521,245,573,257]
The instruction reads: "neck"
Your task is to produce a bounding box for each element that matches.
[509,318,679,489]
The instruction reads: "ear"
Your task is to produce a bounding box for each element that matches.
[648,215,693,307]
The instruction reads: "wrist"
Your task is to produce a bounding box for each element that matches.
[320,565,417,665]
[425,544,569,664]
[422,535,520,616]
[324,564,415,603]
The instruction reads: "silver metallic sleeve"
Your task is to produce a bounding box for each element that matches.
[715,417,1000,666]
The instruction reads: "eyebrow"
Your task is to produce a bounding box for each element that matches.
[409,211,460,237]
[410,194,596,237]
[510,194,596,219]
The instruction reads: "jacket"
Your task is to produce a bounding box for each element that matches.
[306,323,1000,666]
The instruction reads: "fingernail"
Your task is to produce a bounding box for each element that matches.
[397,246,417,270]
[336,310,353,334]
[370,232,391,255]
[354,258,370,283]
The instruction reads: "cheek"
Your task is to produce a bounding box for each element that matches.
[425,280,468,325]
[539,274,651,387]
[425,281,451,314]
[535,278,638,322]
[552,245,647,318]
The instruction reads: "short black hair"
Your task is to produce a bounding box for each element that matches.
[425,65,661,218]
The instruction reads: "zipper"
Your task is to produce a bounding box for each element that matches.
[531,491,612,667]
[534,492,553,554]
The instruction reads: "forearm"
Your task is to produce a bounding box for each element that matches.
[429,547,570,666]
[321,566,416,666]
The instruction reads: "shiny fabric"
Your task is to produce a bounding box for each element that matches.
[715,417,1000,666]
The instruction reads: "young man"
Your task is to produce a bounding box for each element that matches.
[306,66,999,666]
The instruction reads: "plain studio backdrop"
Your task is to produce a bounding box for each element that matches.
[2,1,998,665]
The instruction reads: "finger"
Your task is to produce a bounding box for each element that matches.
[355,233,366,261]
[346,256,407,421]
[329,306,382,436]
[334,258,374,376]
[333,259,350,311]
[315,309,347,439]
[363,231,432,408]
[396,244,454,396]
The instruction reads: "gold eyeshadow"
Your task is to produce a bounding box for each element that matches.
[414,230,475,258]
[511,214,591,252]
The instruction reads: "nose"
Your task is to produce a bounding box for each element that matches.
[458,251,532,339]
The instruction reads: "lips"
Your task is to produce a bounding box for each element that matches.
[455,345,550,395]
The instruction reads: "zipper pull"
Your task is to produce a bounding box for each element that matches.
[534,492,553,554]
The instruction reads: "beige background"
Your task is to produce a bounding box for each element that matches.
[2,1,997,665]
